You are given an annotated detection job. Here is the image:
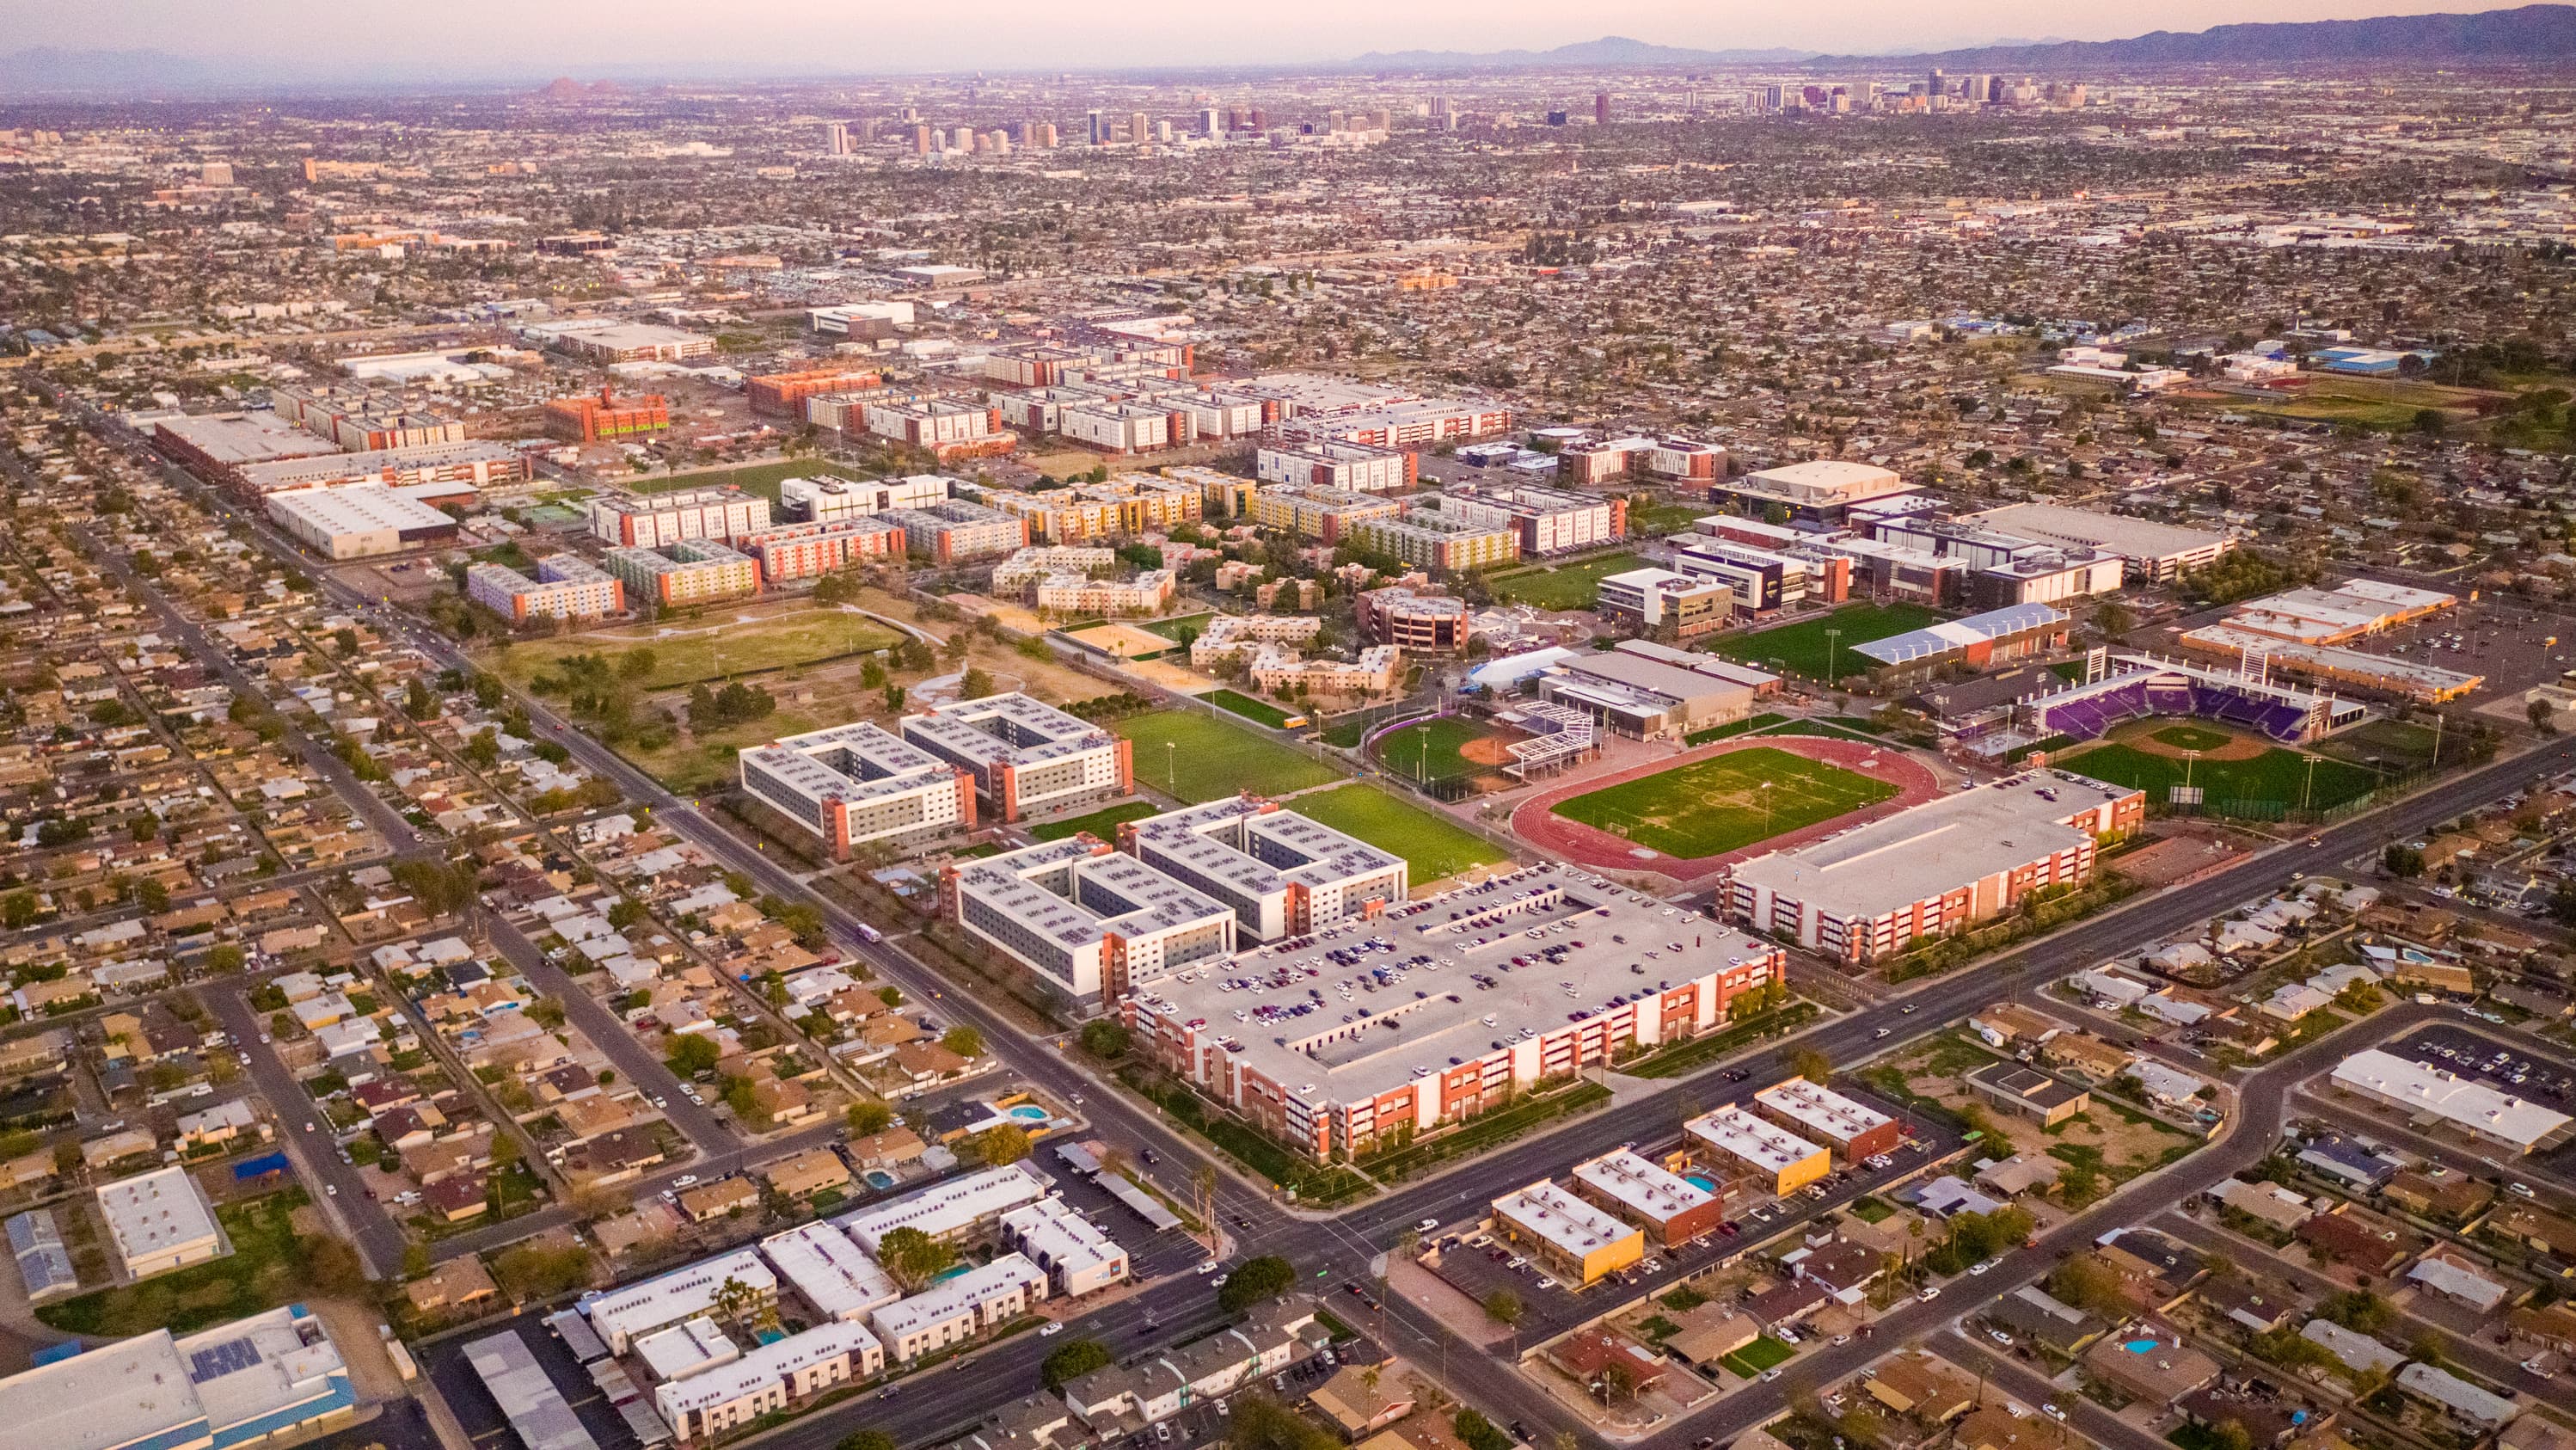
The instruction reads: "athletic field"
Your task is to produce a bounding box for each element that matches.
[1288,785,1507,883]
[1711,602,1943,681]
[1372,716,1524,783]
[1550,745,1898,859]
[2055,738,2380,812]
[1113,710,1344,802]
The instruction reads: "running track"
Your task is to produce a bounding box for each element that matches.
[1508,734,1945,885]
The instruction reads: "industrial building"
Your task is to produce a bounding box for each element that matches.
[588,487,771,548]
[877,500,1029,563]
[1727,771,2144,963]
[1596,568,1732,638]
[1490,1180,1645,1286]
[739,722,978,857]
[152,409,340,481]
[944,837,1237,1003]
[1709,459,1917,525]
[1243,482,1403,544]
[1125,861,1782,1159]
[1963,502,2236,582]
[1568,1150,1727,1248]
[779,473,949,522]
[603,539,760,607]
[2328,1049,2576,1153]
[0,1304,354,1450]
[739,519,905,583]
[1752,1078,1901,1162]
[1354,586,1473,652]
[1685,1106,1831,1195]
[900,692,1131,821]
[1256,440,1416,494]
[466,556,624,622]
[1121,797,1407,942]
[97,1164,224,1280]
[265,485,461,559]
[520,318,715,364]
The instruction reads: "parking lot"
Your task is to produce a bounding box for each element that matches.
[1428,1088,1962,1342]
[2389,1022,2576,1177]
[1097,1341,1346,1450]
[423,1319,644,1450]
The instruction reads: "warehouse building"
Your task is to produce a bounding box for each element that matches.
[230,439,526,498]
[1569,1150,1727,1248]
[1686,1106,1831,1196]
[1727,771,2144,963]
[778,473,949,522]
[1125,861,1782,1159]
[604,539,760,607]
[877,500,1029,563]
[1710,459,1917,525]
[739,519,905,584]
[589,487,771,548]
[1753,1078,1901,1162]
[266,485,461,559]
[740,722,978,857]
[1964,502,2235,583]
[2328,1049,2576,1154]
[1121,796,1406,942]
[152,409,339,481]
[466,556,624,623]
[520,318,715,363]
[901,692,1131,821]
[0,1304,354,1450]
[944,837,1236,1003]
[97,1164,224,1280]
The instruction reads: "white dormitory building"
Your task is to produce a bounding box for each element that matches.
[999,1199,1132,1298]
[899,692,1132,823]
[868,1254,1050,1362]
[653,1320,886,1441]
[758,1221,903,1322]
[944,837,1238,1004]
[1125,797,1408,942]
[581,1248,778,1355]
[778,472,948,522]
[588,486,771,547]
[465,556,625,622]
[832,1164,1056,1255]
[2328,1048,2576,1154]
[739,722,979,858]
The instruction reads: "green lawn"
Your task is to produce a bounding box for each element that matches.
[618,706,828,795]
[1487,551,1645,611]
[492,609,902,691]
[1288,785,1508,882]
[2316,716,2440,771]
[1552,745,1897,858]
[1711,602,1945,681]
[1140,612,1217,642]
[629,458,874,502]
[1720,1336,1797,1379]
[40,1187,320,1336]
[1630,501,1712,537]
[1031,799,1163,842]
[1374,716,1516,783]
[1202,689,1297,728]
[1114,711,1346,802]
[1683,711,1788,747]
[2054,740,2380,811]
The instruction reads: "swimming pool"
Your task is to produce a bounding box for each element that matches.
[2120,1339,2159,1353]
[1007,1105,1051,1122]
[1685,1174,1719,1193]
[864,1170,897,1190]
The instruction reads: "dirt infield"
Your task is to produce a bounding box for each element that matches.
[1510,734,1943,885]
[1457,736,1517,767]
[2112,717,2269,761]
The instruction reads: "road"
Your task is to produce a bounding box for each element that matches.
[1932,1330,2168,1450]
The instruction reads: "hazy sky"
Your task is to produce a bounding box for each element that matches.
[0,0,2520,74]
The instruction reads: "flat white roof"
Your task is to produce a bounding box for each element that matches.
[2331,1048,2572,1149]
[1731,771,2129,923]
[652,1319,882,1418]
[1754,1078,1893,1146]
[0,1305,348,1450]
[868,1254,1046,1342]
[634,1317,741,1382]
[759,1222,900,1321]
[1000,1199,1128,1283]
[1569,1150,1714,1226]
[1966,501,2231,564]
[1493,1180,1641,1259]
[833,1164,1051,1254]
[95,1164,219,1268]
[1687,1106,1828,1175]
[583,1249,774,1347]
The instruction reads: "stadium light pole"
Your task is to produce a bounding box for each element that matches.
[1167,740,1176,795]
[2184,748,2198,795]
[1761,780,1774,835]
[2302,754,2319,814]
[1825,628,1841,684]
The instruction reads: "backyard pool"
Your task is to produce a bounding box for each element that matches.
[1006,1105,1051,1122]
[1685,1175,1719,1193]
[863,1170,897,1190]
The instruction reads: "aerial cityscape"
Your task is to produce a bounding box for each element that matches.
[8,8,2576,1450]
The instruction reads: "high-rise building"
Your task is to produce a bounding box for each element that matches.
[1595,90,1612,125]
[1200,107,1221,137]
[1130,110,1150,144]
[1085,109,1103,144]
[912,124,932,156]
[824,121,851,156]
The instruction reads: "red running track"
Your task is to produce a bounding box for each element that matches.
[1509,734,1945,885]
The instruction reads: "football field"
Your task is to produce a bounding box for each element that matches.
[1549,745,1898,859]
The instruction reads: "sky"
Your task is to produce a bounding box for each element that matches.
[0,0,2528,77]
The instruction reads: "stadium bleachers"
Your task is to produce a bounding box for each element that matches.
[2033,669,2316,744]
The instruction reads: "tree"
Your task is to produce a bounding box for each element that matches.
[2321,1289,2396,1335]
[878,1226,957,1292]
[2,891,39,929]
[837,1435,897,1450]
[668,1034,722,1078]
[1790,1047,1832,1084]
[2048,1254,2130,1316]
[206,943,244,973]
[710,1274,764,1325]
[2382,843,2425,878]
[300,1234,369,1295]
[1218,1254,1296,1313]
[1483,1287,1523,1325]
[941,1026,984,1059]
[960,667,997,701]
[1079,1020,1131,1060]
[464,728,500,768]
[1041,1337,1114,1390]
[1230,1394,1339,1450]
[135,877,170,912]
[1455,1411,1515,1450]
[848,1099,895,1136]
[977,1122,1032,1166]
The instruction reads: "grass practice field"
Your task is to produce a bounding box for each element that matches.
[1552,745,1898,859]
[1031,799,1162,842]
[1114,710,1346,802]
[1202,689,1297,728]
[1288,785,1506,882]
[2057,739,2382,811]
[2318,716,2441,771]
[493,607,902,691]
[1712,602,1944,680]
[1487,551,1645,611]
[1374,716,1522,783]
[629,458,872,502]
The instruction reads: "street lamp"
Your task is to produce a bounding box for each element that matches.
[1167,740,1177,795]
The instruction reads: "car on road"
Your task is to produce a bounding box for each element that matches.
[304,1121,316,1133]
[1762,1369,1782,1383]
[1040,1323,1064,1337]
[1971,1260,1994,1275]
[1918,1287,1941,1301]
[1196,1259,1219,1275]
[2043,1405,2066,1422]
[1417,1217,1440,1233]
[1989,1330,2013,1346]
[325,1183,338,1196]
[673,1173,699,1188]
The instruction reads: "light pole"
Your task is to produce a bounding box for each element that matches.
[1166,740,1176,795]
[1825,627,1841,684]
[2184,748,2198,794]
[1761,780,1775,835]
[2302,754,2320,815]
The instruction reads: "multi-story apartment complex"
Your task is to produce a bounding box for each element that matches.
[1353,586,1472,652]
[543,390,671,443]
[901,692,1131,821]
[1062,399,1194,453]
[1255,440,1416,494]
[1491,1180,1645,1287]
[740,721,978,857]
[1685,1106,1830,1195]
[1727,771,2144,963]
[860,398,1016,460]
[1164,464,1259,518]
[1190,613,1324,670]
[991,546,1117,594]
[1243,482,1403,544]
[273,384,467,452]
[868,1256,1049,1363]
[1248,645,1400,696]
[589,486,771,547]
[878,500,1028,563]
[1751,1078,1903,1162]
[1033,569,1175,616]
[653,1322,885,1441]
[986,474,1202,544]
[603,538,761,607]
[1438,483,1625,556]
[1120,797,1406,942]
[1346,508,1521,573]
[746,367,884,418]
[466,556,625,622]
[1125,861,1782,1158]
[997,1198,1131,1297]
[1557,435,1726,485]
[943,837,1237,1003]
[1236,373,1512,445]
[778,473,950,522]
[739,519,904,583]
